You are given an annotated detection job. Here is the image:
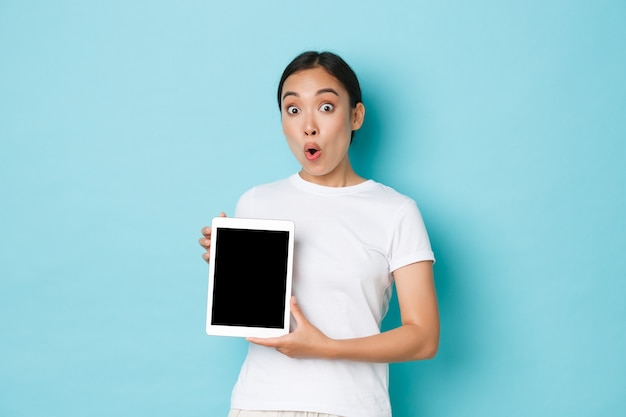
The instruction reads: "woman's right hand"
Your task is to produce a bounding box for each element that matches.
[199,212,226,263]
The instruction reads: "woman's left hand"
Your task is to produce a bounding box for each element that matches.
[247,297,334,359]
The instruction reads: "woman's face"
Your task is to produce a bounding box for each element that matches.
[280,66,364,186]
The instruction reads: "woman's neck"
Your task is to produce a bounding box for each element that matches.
[298,162,365,187]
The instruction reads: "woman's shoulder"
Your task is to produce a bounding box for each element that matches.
[237,175,296,205]
[365,180,417,204]
[241,175,295,194]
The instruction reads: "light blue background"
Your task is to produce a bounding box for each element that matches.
[1,1,625,416]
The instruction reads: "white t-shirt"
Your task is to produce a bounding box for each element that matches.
[230,173,435,417]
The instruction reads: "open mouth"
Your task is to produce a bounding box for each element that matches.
[304,143,322,161]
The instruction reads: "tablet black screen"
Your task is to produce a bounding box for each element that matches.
[211,228,289,328]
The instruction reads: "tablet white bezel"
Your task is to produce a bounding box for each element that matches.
[205,216,295,338]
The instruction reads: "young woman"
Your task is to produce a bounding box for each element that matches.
[199,51,439,417]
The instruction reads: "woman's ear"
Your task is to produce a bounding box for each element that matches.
[351,102,365,131]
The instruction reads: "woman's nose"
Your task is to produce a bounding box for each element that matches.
[304,117,318,136]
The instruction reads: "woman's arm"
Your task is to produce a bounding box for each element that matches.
[247,260,440,363]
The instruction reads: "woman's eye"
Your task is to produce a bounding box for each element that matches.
[320,103,334,112]
[286,106,299,114]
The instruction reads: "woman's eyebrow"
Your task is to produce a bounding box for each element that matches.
[282,91,298,101]
[316,88,339,96]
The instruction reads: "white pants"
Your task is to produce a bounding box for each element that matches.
[228,410,343,417]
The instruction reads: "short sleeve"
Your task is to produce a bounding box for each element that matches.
[234,187,256,218]
[388,199,435,272]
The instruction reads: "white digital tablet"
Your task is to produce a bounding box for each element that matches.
[206,217,295,338]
